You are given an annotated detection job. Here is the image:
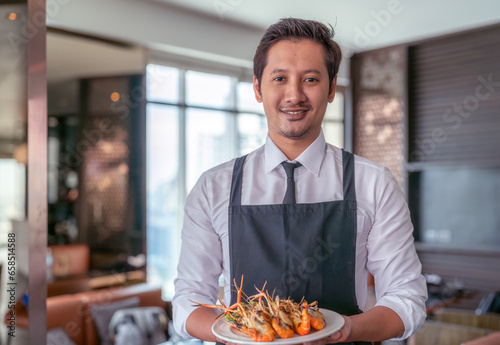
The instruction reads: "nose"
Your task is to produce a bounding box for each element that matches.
[284,79,306,104]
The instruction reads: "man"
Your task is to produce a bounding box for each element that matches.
[172,18,427,344]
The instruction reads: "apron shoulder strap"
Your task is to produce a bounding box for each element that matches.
[229,155,247,206]
[342,149,356,201]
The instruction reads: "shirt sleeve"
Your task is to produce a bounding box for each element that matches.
[366,167,428,340]
[172,172,223,339]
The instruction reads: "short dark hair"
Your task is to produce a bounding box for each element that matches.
[253,18,342,91]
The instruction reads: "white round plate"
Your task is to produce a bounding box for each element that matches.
[212,308,344,344]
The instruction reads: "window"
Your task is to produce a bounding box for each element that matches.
[146,64,345,299]
[0,159,26,244]
[323,92,345,149]
[146,65,266,298]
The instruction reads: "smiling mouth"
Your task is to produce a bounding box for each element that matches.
[280,106,311,118]
[282,110,307,115]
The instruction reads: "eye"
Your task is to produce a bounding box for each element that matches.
[273,76,285,82]
[304,77,319,83]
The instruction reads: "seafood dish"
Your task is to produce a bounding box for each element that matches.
[193,277,327,342]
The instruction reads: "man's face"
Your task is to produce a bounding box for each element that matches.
[254,39,336,146]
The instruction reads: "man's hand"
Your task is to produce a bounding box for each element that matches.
[306,306,404,344]
[304,315,352,345]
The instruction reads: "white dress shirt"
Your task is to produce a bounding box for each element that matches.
[172,131,427,340]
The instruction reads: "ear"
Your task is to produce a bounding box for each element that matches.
[253,76,263,103]
[328,75,337,103]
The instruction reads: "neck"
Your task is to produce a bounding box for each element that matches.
[270,133,317,161]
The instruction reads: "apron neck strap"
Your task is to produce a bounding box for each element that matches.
[230,150,355,204]
[342,149,356,201]
[229,155,247,206]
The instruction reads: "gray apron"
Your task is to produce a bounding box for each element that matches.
[228,150,371,345]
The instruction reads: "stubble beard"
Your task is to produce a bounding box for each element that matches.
[278,127,310,139]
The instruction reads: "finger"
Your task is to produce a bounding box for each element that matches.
[303,332,341,345]
[330,331,342,341]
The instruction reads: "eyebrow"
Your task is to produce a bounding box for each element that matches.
[269,68,322,75]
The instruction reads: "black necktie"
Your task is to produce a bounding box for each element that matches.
[281,161,302,204]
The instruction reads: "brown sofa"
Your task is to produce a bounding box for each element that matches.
[5,243,165,344]
[47,283,167,345]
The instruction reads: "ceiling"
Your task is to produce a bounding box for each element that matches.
[47,31,145,84]
[156,0,500,52]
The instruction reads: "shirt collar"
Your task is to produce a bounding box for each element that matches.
[264,130,326,176]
